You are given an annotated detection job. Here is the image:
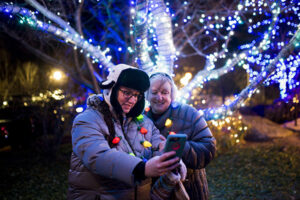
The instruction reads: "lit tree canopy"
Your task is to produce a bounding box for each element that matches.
[0,0,299,120]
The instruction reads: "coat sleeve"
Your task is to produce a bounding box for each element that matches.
[181,106,216,169]
[151,125,164,156]
[143,116,163,157]
[71,108,142,186]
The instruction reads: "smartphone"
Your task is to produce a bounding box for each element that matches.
[164,134,187,159]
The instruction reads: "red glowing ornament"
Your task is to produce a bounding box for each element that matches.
[169,131,176,135]
[145,107,150,112]
[140,127,148,134]
[112,136,121,144]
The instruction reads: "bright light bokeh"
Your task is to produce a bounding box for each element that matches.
[180,72,192,86]
[76,107,84,113]
[52,70,63,81]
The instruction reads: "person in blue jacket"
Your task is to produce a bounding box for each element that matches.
[145,72,216,200]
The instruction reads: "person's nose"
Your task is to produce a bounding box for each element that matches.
[155,93,163,101]
[128,96,137,103]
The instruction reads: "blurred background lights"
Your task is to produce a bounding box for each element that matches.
[76,107,84,113]
[180,72,192,86]
[53,70,63,81]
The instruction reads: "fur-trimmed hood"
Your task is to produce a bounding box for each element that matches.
[98,64,150,118]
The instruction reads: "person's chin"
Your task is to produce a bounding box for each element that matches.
[123,109,130,113]
[122,106,132,113]
[153,106,166,114]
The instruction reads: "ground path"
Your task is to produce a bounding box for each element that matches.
[241,115,300,149]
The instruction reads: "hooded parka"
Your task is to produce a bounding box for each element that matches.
[68,65,162,200]
[146,102,216,200]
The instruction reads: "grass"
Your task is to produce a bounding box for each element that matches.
[207,144,300,200]
[0,143,299,200]
[0,144,71,200]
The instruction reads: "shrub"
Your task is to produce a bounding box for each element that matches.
[207,113,249,153]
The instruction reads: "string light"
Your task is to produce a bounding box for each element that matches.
[0,1,299,121]
[0,4,114,71]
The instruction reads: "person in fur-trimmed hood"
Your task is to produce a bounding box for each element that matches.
[67,64,185,200]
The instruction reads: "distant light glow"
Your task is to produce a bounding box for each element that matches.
[76,107,84,113]
[53,70,63,81]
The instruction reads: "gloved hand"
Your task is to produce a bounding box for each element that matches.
[179,159,187,181]
[165,159,187,183]
[165,170,181,184]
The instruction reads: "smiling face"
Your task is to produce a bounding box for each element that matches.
[148,79,172,115]
[117,86,141,114]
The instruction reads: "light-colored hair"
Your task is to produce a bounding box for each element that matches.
[145,72,177,101]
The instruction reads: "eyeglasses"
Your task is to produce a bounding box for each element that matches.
[119,89,143,101]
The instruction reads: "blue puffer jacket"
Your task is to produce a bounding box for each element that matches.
[68,94,162,200]
[146,102,216,200]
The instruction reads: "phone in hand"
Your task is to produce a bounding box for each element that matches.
[164,134,187,159]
